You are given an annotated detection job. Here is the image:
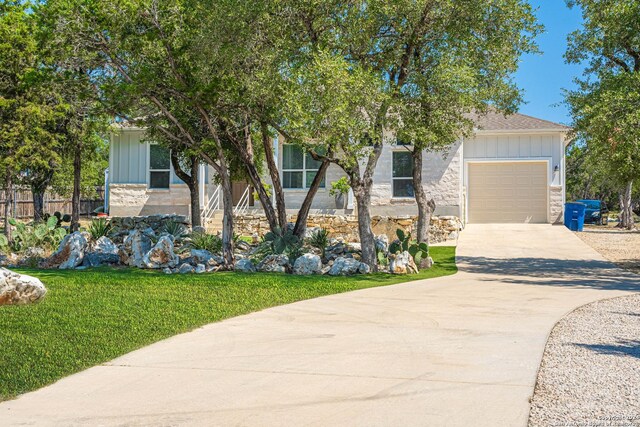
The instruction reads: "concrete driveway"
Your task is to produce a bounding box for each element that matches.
[2,224,639,426]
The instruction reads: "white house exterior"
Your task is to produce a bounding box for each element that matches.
[108,112,570,225]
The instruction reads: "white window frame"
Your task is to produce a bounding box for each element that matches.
[282,144,325,190]
[148,143,171,190]
[391,149,414,199]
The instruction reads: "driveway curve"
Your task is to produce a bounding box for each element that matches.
[2,224,639,426]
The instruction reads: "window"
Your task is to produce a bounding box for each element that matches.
[392,151,414,198]
[282,145,326,189]
[149,144,170,189]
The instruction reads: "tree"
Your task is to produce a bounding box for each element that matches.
[278,0,539,267]
[565,0,640,229]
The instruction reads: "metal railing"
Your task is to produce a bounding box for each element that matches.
[233,186,251,216]
[202,185,221,223]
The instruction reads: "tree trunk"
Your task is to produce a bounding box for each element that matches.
[170,151,201,228]
[412,149,436,245]
[619,180,635,230]
[219,169,235,267]
[70,139,82,233]
[353,181,377,270]
[293,160,330,239]
[32,191,45,222]
[260,123,287,230]
[3,172,12,241]
[189,158,202,228]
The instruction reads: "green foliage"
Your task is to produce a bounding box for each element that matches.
[409,242,430,266]
[188,232,222,254]
[306,228,330,258]
[87,218,111,241]
[389,229,411,254]
[252,183,273,201]
[0,247,456,400]
[0,233,8,253]
[389,229,430,266]
[262,227,300,255]
[329,177,350,197]
[162,220,187,239]
[7,217,67,253]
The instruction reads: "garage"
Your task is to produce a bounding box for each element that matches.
[467,162,548,223]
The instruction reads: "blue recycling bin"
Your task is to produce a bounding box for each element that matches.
[565,202,586,232]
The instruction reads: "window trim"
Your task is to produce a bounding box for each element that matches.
[148,143,171,190]
[391,149,414,199]
[281,144,326,190]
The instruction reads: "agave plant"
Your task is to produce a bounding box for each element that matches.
[306,228,330,259]
[188,231,222,253]
[163,220,187,239]
[262,227,300,255]
[87,218,112,240]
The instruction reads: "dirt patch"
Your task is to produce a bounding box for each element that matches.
[575,226,640,273]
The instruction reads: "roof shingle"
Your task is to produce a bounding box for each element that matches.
[472,111,570,132]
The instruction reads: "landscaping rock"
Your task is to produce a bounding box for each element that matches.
[236,240,252,252]
[257,254,289,273]
[191,226,206,234]
[328,257,369,276]
[195,264,206,274]
[389,251,418,274]
[235,258,256,273]
[178,263,194,274]
[142,236,179,269]
[163,267,172,274]
[120,230,152,268]
[83,236,120,267]
[293,254,323,275]
[190,249,214,265]
[0,268,47,305]
[375,234,389,252]
[47,231,88,269]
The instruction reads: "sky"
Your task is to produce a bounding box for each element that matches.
[513,1,585,126]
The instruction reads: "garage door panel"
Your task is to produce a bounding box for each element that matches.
[468,162,547,223]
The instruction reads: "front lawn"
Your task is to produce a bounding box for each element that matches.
[0,246,456,401]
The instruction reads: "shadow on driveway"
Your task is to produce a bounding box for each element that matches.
[457,256,640,291]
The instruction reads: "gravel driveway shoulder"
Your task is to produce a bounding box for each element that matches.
[528,294,640,427]
[575,227,640,273]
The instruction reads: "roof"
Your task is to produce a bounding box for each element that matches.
[472,111,571,132]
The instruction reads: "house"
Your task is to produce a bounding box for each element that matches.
[107,112,570,226]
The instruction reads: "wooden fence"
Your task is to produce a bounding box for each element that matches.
[0,188,105,219]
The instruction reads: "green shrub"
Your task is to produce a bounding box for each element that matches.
[87,218,112,241]
[0,233,8,254]
[188,231,222,253]
[389,228,429,266]
[306,228,330,258]
[163,220,187,239]
[7,217,67,253]
[329,177,350,197]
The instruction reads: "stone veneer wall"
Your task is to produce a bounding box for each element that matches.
[549,186,564,224]
[109,214,189,243]
[234,214,463,244]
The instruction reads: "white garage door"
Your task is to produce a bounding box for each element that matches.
[468,162,548,223]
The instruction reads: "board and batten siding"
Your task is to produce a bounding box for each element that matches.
[464,133,564,175]
[109,129,186,186]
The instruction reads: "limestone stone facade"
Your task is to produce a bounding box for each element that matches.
[234,213,463,244]
[549,186,564,224]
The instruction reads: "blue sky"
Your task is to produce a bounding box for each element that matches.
[513,1,584,126]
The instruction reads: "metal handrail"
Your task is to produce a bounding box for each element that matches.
[233,186,251,215]
[202,185,221,223]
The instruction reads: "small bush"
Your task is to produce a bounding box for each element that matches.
[329,177,350,197]
[163,220,187,239]
[87,218,112,241]
[306,228,330,258]
[189,231,222,253]
[7,217,67,253]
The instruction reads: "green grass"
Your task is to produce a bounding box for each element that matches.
[0,246,456,401]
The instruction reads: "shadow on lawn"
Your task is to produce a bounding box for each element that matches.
[457,255,640,291]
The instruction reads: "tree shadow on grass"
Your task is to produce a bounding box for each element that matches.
[457,255,640,291]
[572,339,640,359]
